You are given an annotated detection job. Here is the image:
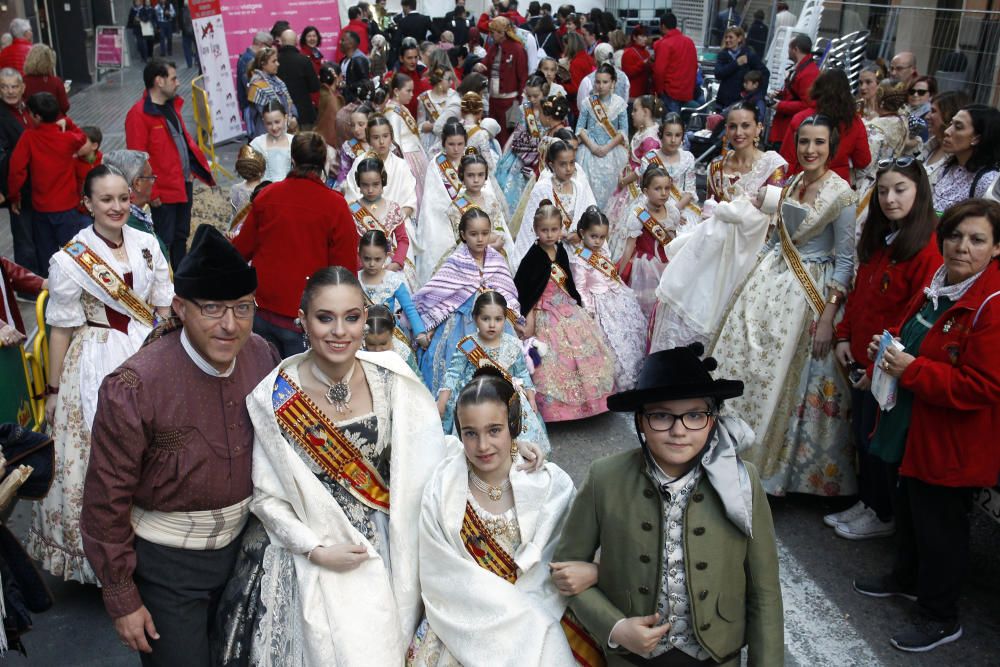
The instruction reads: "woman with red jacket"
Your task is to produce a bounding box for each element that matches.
[472,17,527,146]
[619,25,651,100]
[854,198,1000,653]
[780,69,871,184]
[829,159,940,540]
[232,132,359,358]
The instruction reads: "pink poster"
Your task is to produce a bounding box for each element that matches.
[220,1,344,76]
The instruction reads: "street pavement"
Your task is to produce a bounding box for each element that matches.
[2,56,999,666]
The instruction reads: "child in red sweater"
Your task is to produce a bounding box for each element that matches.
[7,92,89,275]
[74,126,103,214]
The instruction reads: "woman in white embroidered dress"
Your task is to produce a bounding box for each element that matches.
[407,372,577,667]
[417,66,462,156]
[710,115,857,498]
[417,120,469,285]
[27,166,173,584]
[647,102,787,353]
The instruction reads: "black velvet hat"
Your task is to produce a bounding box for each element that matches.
[607,343,744,412]
[174,225,257,301]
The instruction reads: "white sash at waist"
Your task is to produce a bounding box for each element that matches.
[131,497,252,550]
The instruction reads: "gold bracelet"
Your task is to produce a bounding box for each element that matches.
[827,293,841,305]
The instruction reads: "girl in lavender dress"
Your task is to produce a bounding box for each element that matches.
[415,208,522,394]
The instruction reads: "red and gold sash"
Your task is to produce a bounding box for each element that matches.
[418,91,440,122]
[524,104,542,139]
[451,195,479,215]
[273,372,390,514]
[775,178,825,316]
[457,335,512,383]
[350,200,388,236]
[590,95,620,142]
[460,502,606,666]
[551,185,574,231]
[575,247,621,284]
[346,138,367,157]
[550,262,573,295]
[435,153,463,201]
[392,102,419,137]
[635,206,673,248]
[62,241,155,327]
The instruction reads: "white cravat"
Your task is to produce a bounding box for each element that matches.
[181,328,235,378]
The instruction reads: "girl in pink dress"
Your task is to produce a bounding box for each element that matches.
[604,95,663,251]
[514,202,615,421]
[571,207,647,391]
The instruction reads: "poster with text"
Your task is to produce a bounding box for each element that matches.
[190,0,244,143]
[220,0,345,89]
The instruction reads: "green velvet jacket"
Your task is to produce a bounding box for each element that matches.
[553,448,784,665]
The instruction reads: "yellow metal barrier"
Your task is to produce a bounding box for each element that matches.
[191,75,233,182]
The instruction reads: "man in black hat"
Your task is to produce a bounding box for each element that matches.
[552,343,784,666]
[81,226,279,666]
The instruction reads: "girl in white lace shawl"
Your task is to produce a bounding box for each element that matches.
[407,373,577,667]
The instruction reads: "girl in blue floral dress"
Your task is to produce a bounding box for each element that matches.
[574,63,628,209]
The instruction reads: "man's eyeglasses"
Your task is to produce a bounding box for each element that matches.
[191,300,257,319]
[877,156,916,170]
[908,88,930,97]
[135,174,158,182]
[642,411,715,432]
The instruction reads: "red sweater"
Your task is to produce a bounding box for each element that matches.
[232,175,360,318]
[836,239,941,366]
[0,38,32,74]
[23,74,71,115]
[480,39,528,97]
[566,50,595,97]
[895,263,1000,488]
[652,29,698,102]
[620,45,651,99]
[780,112,872,184]
[7,122,87,212]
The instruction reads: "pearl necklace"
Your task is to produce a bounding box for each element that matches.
[469,469,511,501]
[311,360,357,413]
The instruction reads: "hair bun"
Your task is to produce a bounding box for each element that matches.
[539,198,554,207]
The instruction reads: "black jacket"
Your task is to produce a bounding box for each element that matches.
[0,104,27,201]
[277,44,321,126]
[392,11,433,51]
[714,46,768,108]
[341,52,371,103]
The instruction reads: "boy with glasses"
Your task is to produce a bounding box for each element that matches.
[554,343,783,666]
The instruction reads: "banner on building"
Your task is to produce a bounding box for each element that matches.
[95,26,125,71]
[189,0,244,143]
[220,1,345,87]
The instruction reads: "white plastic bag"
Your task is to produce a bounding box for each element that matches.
[871,330,906,411]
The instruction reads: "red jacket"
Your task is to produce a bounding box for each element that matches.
[1,256,44,334]
[652,29,698,103]
[23,74,71,115]
[335,19,371,60]
[125,92,214,204]
[836,239,941,366]
[232,175,360,318]
[566,50,595,97]
[0,38,32,74]
[781,112,871,184]
[7,122,87,212]
[620,45,651,99]
[481,38,528,97]
[769,57,820,143]
[895,263,1000,488]
[75,150,103,206]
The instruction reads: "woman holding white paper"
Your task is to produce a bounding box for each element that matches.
[853,198,1000,653]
